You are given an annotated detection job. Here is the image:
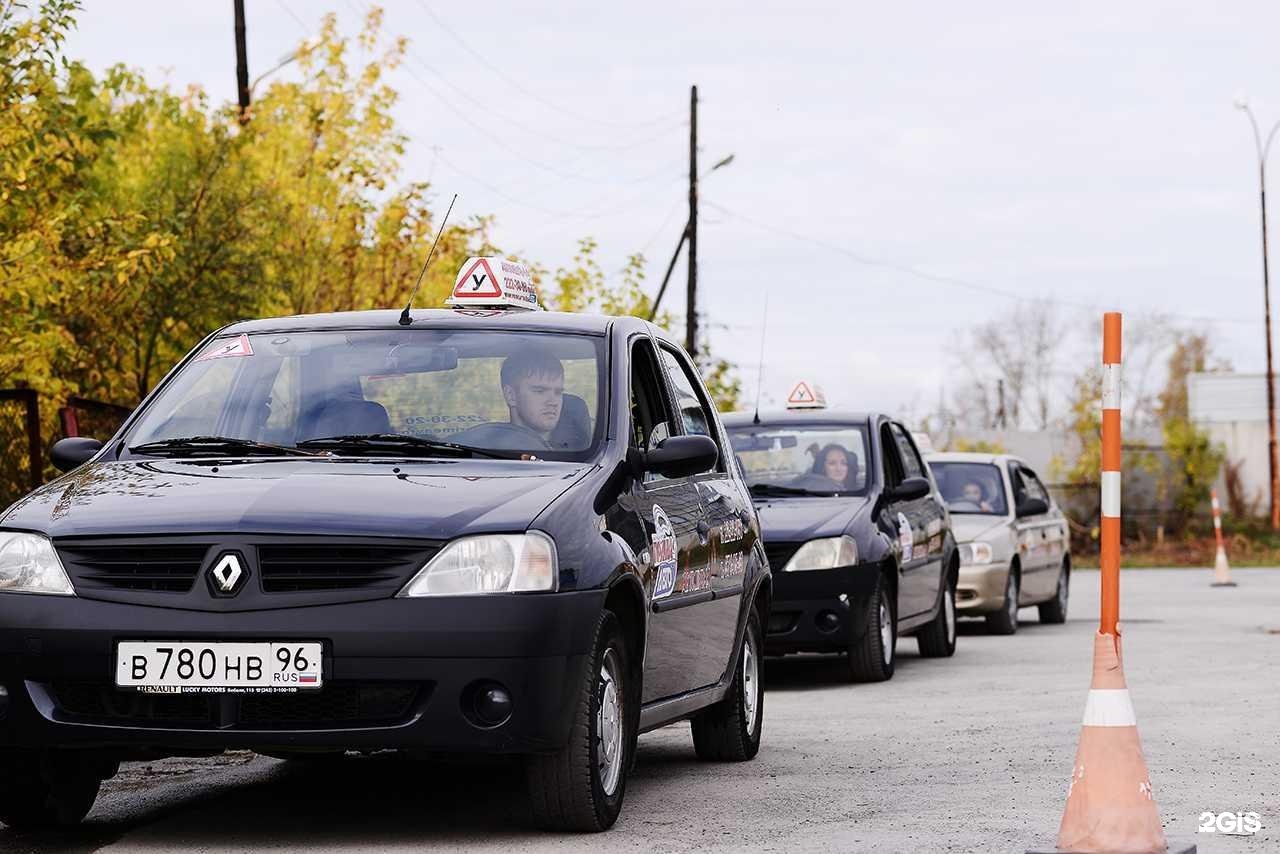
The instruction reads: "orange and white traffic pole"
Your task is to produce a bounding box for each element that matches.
[1210,488,1237,587]
[1055,313,1168,854]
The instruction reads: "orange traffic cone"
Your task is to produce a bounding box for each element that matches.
[1056,632,1166,853]
[1210,489,1236,587]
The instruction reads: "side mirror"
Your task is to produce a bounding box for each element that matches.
[1016,497,1049,518]
[643,435,718,479]
[888,476,931,502]
[51,437,104,473]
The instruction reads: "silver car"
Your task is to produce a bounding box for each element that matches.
[925,452,1070,634]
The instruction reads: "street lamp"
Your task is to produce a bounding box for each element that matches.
[648,152,735,321]
[1235,97,1280,529]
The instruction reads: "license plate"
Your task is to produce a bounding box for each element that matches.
[115,641,324,693]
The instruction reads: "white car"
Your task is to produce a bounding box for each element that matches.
[925,452,1070,634]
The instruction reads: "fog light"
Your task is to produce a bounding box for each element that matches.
[470,682,512,727]
[0,684,8,721]
[816,610,841,633]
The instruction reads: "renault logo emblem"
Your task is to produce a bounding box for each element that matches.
[209,552,247,596]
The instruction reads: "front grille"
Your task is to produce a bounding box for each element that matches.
[48,682,424,730]
[764,542,800,573]
[57,542,211,593]
[257,543,434,592]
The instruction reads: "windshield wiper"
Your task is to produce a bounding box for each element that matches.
[129,436,324,458]
[749,483,834,497]
[296,433,515,460]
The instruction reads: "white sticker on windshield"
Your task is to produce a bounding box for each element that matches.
[897,512,913,563]
[651,504,678,600]
[196,334,254,362]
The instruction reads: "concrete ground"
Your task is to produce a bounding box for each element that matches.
[2,567,1277,854]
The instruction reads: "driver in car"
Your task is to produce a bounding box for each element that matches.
[501,348,564,444]
[961,480,995,512]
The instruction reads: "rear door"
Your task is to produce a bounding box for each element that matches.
[626,336,716,703]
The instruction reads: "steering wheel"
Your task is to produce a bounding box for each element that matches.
[452,421,551,452]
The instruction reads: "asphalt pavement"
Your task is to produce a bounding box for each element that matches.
[3,567,1277,854]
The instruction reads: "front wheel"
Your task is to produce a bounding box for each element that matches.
[0,752,108,828]
[691,608,764,761]
[917,572,957,657]
[986,567,1020,635]
[525,610,631,832]
[848,572,896,682]
[1038,562,1069,624]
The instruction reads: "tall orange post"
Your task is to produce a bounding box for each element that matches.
[1055,313,1168,854]
[1210,488,1237,587]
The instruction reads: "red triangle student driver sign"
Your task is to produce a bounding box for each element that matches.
[786,380,826,409]
[453,258,503,299]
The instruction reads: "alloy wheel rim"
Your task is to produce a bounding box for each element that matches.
[879,593,893,666]
[596,648,624,797]
[1058,571,1069,609]
[1008,575,1019,624]
[742,632,759,736]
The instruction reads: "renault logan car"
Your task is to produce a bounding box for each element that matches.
[0,283,769,831]
[723,409,957,682]
[926,452,1070,634]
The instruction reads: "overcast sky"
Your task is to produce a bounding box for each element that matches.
[63,1,1280,416]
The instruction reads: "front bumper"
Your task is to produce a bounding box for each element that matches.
[0,590,605,755]
[956,563,1009,614]
[763,563,880,654]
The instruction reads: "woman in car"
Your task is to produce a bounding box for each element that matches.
[793,443,859,492]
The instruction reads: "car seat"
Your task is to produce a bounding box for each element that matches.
[548,394,591,450]
[296,398,391,442]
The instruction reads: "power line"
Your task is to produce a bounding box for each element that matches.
[410,0,683,132]
[704,201,1256,326]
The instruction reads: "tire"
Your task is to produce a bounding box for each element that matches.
[0,752,104,828]
[1038,561,1070,624]
[986,566,1020,635]
[848,572,895,682]
[917,571,957,658]
[691,608,764,762]
[525,610,631,832]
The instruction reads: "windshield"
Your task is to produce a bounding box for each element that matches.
[726,423,870,496]
[124,328,605,461]
[928,461,1009,515]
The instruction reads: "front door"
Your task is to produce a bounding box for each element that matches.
[1010,463,1060,599]
[883,422,945,619]
[627,337,718,703]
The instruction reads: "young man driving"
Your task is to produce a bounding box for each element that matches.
[501,348,564,443]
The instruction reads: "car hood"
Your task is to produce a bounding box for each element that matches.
[1,458,591,539]
[948,514,1009,543]
[752,495,872,542]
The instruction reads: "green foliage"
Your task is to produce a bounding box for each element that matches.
[0,3,742,502]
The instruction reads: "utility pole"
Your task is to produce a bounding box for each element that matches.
[234,0,250,123]
[686,85,698,356]
[1236,98,1280,529]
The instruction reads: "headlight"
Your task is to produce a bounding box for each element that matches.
[958,542,994,565]
[781,535,858,572]
[397,532,558,597]
[0,532,74,596]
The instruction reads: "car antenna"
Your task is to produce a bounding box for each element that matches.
[752,292,770,425]
[399,193,458,326]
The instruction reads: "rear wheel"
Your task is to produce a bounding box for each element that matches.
[986,567,1020,635]
[848,572,895,682]
[691,608,764,761]
[1038,562,1070,624]
[525,610,631,832]
[917,571,957,657]
[0,751,111,828]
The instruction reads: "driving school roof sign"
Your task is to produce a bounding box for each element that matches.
[786,380,826,409]
[446,256,542,310]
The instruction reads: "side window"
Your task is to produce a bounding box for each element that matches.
[1020,467,1051,504]
[889,424,926,480]
[658,345,725,472]
[880,424,904,488]
[629,339,678,458]
[1009,465,1030,504]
